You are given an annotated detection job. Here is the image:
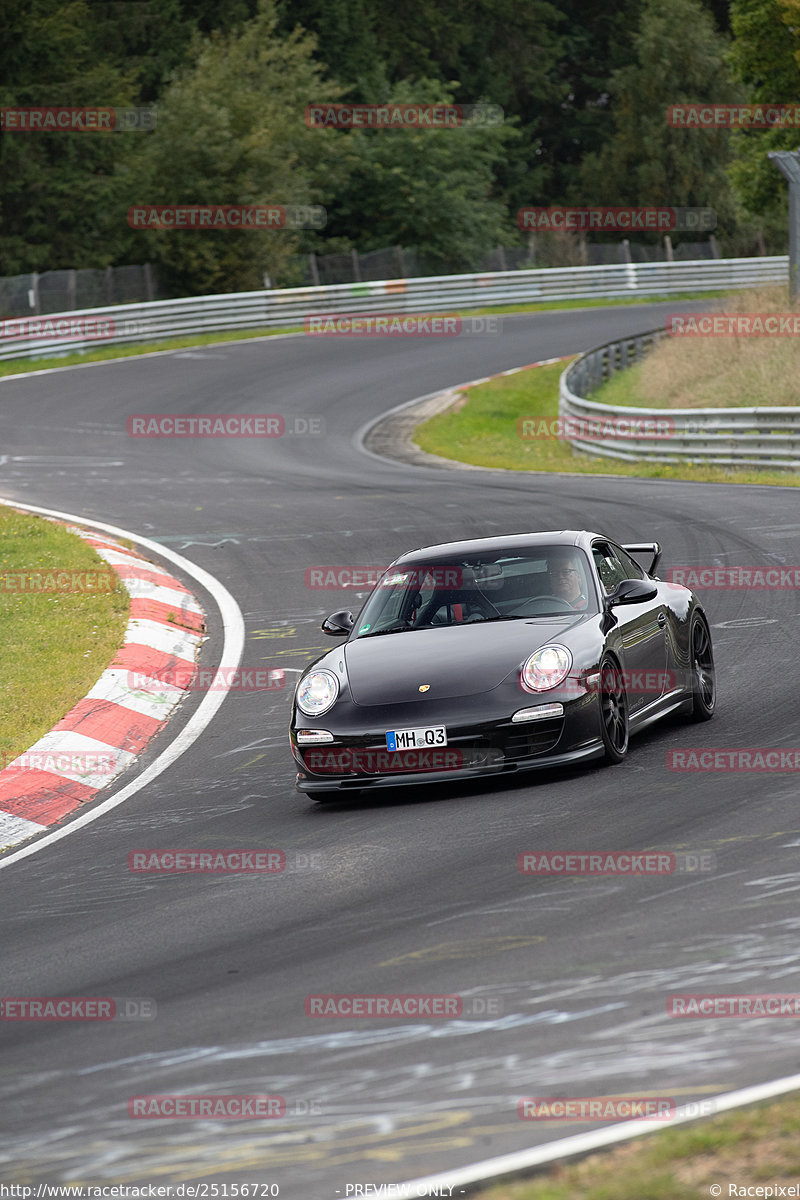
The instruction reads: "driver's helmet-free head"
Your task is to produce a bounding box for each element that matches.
[545,548,586,600]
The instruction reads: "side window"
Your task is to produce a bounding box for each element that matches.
[592,542,629,593]
[613,545,645,580]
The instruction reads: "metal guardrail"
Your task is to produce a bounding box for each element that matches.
[0,255,788,363]
[560,322,800,469]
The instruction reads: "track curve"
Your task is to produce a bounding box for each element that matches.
[2,301,799,1196]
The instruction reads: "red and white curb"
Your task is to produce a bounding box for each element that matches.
[457,354,575,390]
[0,522,205,851]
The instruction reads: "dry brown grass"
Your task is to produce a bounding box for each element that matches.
[610,286,800,408]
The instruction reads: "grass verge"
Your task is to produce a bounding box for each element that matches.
[413,360,800,486]
[472,1092,800,1199]
[0,325,306,379]
[0,507,130,765]
[0,290,730,380]
[592,285,799,409]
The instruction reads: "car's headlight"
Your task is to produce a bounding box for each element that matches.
[296,669,339,716]
[521,645,572,692]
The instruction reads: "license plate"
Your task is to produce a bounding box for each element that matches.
[386,726,447,751]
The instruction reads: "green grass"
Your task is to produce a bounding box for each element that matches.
[0,507,130,764]
[472,1092,800,1199]
[586,285,800,410]
[413,360,800,486]
[0,290,731,379]
[589,361,662,409]
[0,324,306,379]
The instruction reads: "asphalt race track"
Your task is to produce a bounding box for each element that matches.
[2,301,800,1196]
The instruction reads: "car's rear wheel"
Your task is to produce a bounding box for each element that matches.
[688,612,715,721]
[599,656,629,763]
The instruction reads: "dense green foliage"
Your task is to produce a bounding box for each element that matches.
[726,0,800,234]
[0,0,794,292]
[579,0,740,233]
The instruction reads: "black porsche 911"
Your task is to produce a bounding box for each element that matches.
[289,530,715,798]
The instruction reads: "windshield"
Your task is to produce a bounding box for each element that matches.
[353,547,597,637]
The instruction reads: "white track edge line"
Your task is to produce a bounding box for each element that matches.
[373,1073,800,1195]
[0,497,245,870]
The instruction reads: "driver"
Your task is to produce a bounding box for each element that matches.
[546,549,589,610]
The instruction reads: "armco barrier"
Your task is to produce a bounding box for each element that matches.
[0,256,788,362]
[559,323,800,469]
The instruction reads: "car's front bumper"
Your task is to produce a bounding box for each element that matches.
[291,693,603,793]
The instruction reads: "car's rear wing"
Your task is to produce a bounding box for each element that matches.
[622,542,662,576]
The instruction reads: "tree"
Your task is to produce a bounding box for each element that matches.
[127,0,337,293]
[0,0,138,274]
[315,79,516,273]
[89,0,197,103]
[726,0,800,234]
[276,0,566,211]
[578,0,739,239]
[277,0,742,212]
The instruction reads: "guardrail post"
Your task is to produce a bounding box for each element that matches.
[768,150,800,301]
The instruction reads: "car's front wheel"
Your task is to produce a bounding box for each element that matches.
[599,656,629,764]
[688,612,716,721]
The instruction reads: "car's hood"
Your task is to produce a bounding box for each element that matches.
[343,617,585,705]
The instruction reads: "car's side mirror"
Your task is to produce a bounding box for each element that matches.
[321,609,355,636]
[605,578,658,607]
